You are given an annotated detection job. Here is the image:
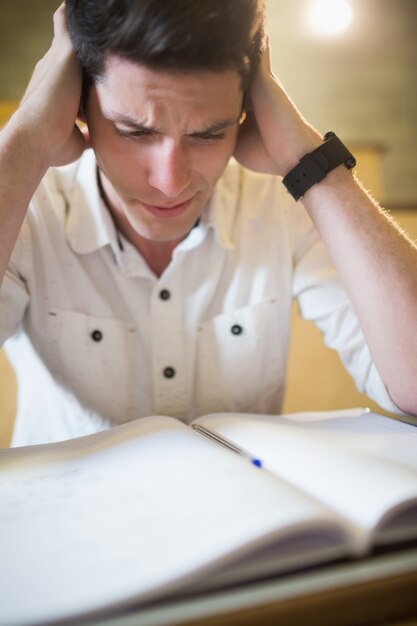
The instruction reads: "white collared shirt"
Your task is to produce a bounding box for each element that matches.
[1,150,398,445]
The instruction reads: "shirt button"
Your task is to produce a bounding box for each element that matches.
[91,329,103,342]
[163,366,176,379]
[231,324,243,335]
[159,289,171,301]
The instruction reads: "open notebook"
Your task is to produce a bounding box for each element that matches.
[1,408,416,626]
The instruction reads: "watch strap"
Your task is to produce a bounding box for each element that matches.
[282,131,356,201]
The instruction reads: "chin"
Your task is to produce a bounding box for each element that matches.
[132,217,196,244]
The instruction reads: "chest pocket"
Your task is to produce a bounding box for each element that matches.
[195,298,288,415]
[44,308,134,423]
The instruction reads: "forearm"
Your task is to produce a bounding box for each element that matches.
[0,5,85,283]
[301,165,417,415]
[236,39,417,415]
[0,116,49,281]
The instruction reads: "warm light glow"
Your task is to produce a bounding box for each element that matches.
[308,0,354,37]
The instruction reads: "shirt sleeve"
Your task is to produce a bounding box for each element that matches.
[284,193,404,416]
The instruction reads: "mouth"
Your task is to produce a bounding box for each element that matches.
[140,197,193,218]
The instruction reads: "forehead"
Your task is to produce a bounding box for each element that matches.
[95,55,243,125]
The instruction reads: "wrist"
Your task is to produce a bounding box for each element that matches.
[287,129,323,168]
[282,132,356,201]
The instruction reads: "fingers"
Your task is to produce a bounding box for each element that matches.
[52,2,74,56]
[16,2,84,168]
[53,3,67,35]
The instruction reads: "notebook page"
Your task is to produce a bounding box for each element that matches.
[196,413,417,539]
[268,410,417,472]
[0,415,346,626]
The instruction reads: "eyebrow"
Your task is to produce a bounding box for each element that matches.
[106,113,241,135]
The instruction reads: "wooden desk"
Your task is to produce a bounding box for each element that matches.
[85,547,417,626]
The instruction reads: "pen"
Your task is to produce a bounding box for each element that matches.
[192,424,263,468]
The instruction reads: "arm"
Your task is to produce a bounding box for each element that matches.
[0,4,86,281]
[234,42,417,416]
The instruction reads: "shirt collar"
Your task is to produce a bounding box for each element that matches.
[64,150,119,256]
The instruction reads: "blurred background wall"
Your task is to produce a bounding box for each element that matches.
[2,0,416,206]
[267,0,417,208]
[0,0,416,444]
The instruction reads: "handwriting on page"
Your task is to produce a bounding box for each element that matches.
[1,423,334,622]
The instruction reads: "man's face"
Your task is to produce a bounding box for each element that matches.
[85,56,243,244]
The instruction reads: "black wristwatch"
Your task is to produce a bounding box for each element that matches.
[282,131,356,201]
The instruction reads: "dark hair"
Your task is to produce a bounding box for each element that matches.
[65,0,265,90]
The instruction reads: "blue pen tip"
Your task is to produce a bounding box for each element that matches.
[252,458,262,468]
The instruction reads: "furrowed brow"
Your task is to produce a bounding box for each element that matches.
[104,110,241,135]
[104,111,161,133]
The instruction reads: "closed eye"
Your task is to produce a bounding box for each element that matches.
[115,127,154,139]
[115,127,226,143]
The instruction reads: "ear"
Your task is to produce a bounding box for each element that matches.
[77,73,91,122]
[75,119,91,149]
[77,99,87,123]
[76,93,90,146]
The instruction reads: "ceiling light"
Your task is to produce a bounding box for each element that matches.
[308,0,354,37]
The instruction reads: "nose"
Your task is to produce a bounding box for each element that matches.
[148,139,192,199]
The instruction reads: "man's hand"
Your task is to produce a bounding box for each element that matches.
[14,3,87,167]
[234,39,321,178]
[0,3,87,281]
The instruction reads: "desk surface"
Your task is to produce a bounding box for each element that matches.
[82,547,417,626]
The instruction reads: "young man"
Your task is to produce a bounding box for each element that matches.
[0,0,416,445]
